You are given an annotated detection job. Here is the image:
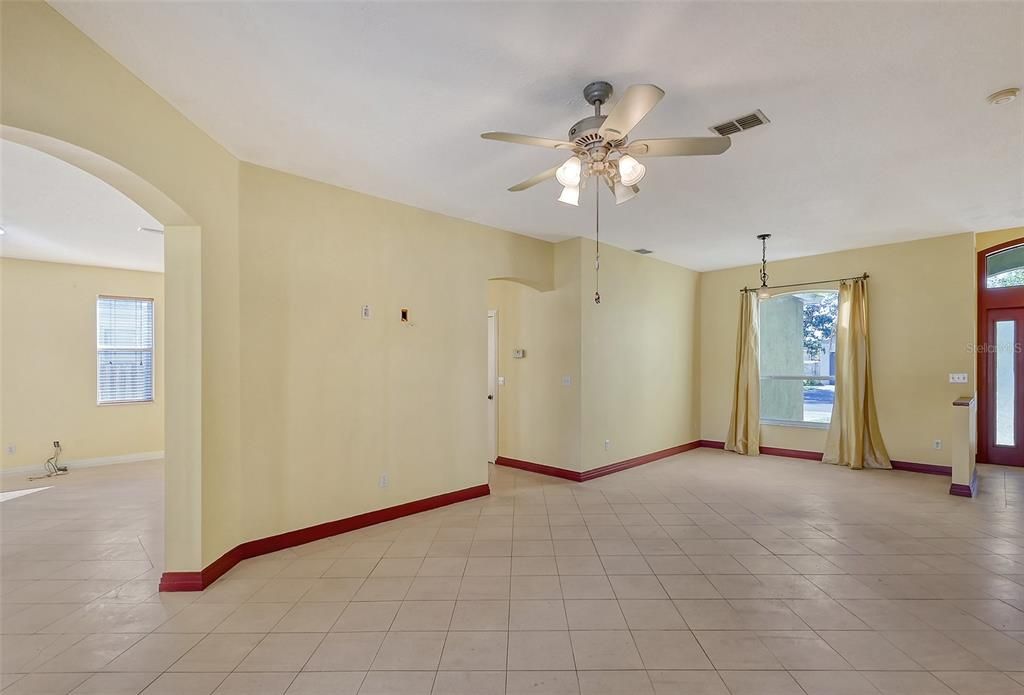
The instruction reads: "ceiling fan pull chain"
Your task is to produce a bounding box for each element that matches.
[594,182,601,305]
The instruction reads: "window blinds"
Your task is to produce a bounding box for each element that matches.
[97,296,154,404]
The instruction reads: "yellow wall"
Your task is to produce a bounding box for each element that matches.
[700,233,976,467]
[977,226,1024,252]
[580,243,701,469]
[0,258,164,470]
[2,1,239,568]
[236,163,553,542]
[487,239,582,471]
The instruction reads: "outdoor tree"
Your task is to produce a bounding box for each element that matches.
[803,293,838,357]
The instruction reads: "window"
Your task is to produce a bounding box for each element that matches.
[97,296,154,404]
[986,244,1024,288]
[759,290,838,426]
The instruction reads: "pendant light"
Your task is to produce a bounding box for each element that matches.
[756,234,772,299]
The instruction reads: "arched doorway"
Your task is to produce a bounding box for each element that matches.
[1,125,206,574]
[977,237,1024,466]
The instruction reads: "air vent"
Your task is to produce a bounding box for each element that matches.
[711,109,770,136]
[633,248,654,255]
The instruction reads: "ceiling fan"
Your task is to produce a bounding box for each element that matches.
[481,81,731,206]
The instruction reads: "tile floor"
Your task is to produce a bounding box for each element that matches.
[2,450,1023,694]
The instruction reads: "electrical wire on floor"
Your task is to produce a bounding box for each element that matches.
[28,442,69,481]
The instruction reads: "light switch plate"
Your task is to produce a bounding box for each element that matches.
[561,375,572,386]
[948,373,968,384]
[497,376,505,386]
[361,305,372,320]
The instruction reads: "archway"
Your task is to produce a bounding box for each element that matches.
[1,125,205,577]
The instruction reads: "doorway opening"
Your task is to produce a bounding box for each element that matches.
[978,238,1024,466]
[487,310,498,464]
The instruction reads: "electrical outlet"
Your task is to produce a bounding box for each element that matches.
[948,373,968,384]
[53,441,60,449]
[604,440,611,451]
[561,375,572,386]
[5,444,14,455]
[378,473,389,488]
[933,439,942,450]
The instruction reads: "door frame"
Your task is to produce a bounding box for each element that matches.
[487,310,498,464]
[976,237,1024,465]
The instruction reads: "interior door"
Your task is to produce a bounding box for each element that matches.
[984,307,1024,466]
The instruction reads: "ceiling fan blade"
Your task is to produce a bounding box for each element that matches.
[625,136,731,157]
[481,132,575,150]
[598,84,665,141]
[508,166,559,192]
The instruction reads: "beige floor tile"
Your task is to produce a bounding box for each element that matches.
[506,670,579,695]
[618,600,686,630]
[862,671,957,694]
[439,631,508,670]
[790,670,879,695]
[1,673,91,695]
[431,670,504,694]
[564,600,627,630]
[169,633,264,672]
[457,576,508,600]
[647,670,729,694]
[249,578,316,603]
[333,601,400,632]
[509,599,567,630]
[785,599,868,630]
[449,600,508,631]
[693,631,781,670]
[352,577,413,601]
[511,575,563,599]
[879,630,993,671]
[139,673,226,695]
[507,631,575,670]
[464,557,512,577]
[370,559,423,578]
[817,631,920,670]
[324,559,378,578]
[407,577,463,601]
[274,602,346,632]
[608,575,668,600]
[104,633,203,672]
[935,671,1024,695]
[416,558,467,577]
[236,632,324,671]
[211,672,295,694]
[283,671,364,694]
[719,670,803,694]
[358,671,435,695]
[391,601,455,631]
[304,631,385,671]
[558,576,614,600]
[300,578,363,602]
[371,631,445,670]
[68,672,159,694]
[632,630,712,669]
[155,603,237,633]
[758,630,851,670]
[577,670,654,695]
[569,630,643,670]
[657,575,721,599]
[35,633,144,672]
[214,603,292,633]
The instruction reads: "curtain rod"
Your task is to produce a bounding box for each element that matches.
[740,273,869,293]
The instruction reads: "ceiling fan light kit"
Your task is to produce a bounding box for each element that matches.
[482,80,734,303]
[482,80,732,205]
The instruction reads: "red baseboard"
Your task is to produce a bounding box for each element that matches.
[496,442,701,483]
[700,439,952,476]
[159,483,490,592]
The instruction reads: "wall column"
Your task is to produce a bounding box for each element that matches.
[163,225,203,572]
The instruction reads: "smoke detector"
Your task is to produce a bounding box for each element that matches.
[988,88,1020,105]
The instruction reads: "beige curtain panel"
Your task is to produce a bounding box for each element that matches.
[824,278,891,469]
[726,291,760,456]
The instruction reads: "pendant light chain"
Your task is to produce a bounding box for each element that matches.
[758,233,771,288]
[594,181,601,304]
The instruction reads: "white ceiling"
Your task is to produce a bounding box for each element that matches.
[0,140,163,272]
[53,1,1023,271]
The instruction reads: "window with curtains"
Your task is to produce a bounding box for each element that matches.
[759,290,838,426]
[97,296,154,405]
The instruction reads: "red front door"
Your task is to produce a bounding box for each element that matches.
[982,307,1024,466]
